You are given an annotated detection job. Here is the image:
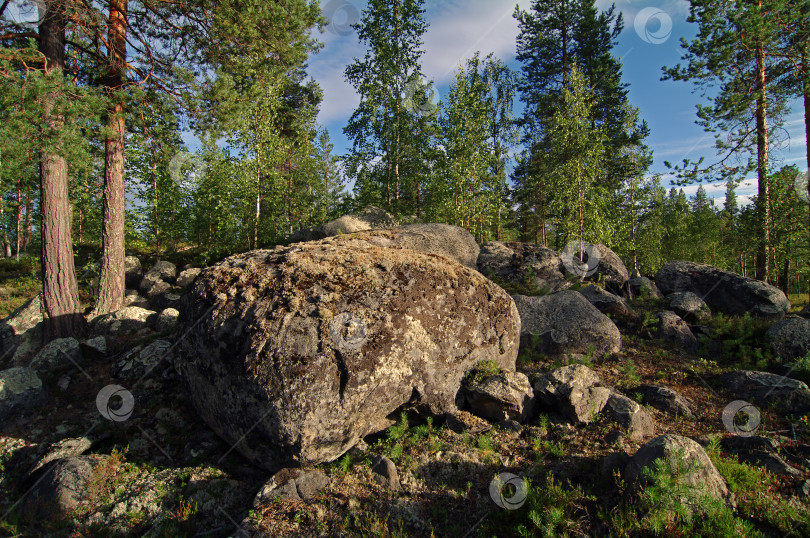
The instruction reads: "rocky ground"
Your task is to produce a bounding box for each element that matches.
[1,211,810,537]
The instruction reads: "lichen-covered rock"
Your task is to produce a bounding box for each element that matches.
[625,434,735,508]
[655,260,790,319]
[24,455,106,519]
[766,318,810,363]
[371,455,401,491]
[175,241,520,471]
[0,294,44,361]
[477,241,585,293]
[138,260,177,297]
[513,291,621,359]
[29,337,82,375]
[80,336,107,360]
[585,244,629,295]
[656,311,698,352]
[628,276,660,299]
[0,366,46,420]
[717,370,810,415]
[89,306,157,335]
[666,291,711,322]
[461,370,534,423]
[534,364,612,423]
[579,285,634,317]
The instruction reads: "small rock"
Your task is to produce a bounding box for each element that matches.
[444,410,492,434]
[656,311,698,352]
[462,370,534,423]
[635,384,694,418]
[799,479,810,497]
[667,292,711,322]
[80,336,107,360]
[89,306,157,336]
[603,392,655,442]
[0,366,47,420]
[253,469,329,506]
[371,455,401,491]
[495,419,523,438]
[57,375,70,391]
[737,450,801,476]
[111,339,173,380]
[628,276,660,299]
[176,267,202,288]
[534,364,612,424]
[155,308,180,332]
[24,455,107,519]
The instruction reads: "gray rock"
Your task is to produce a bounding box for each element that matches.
[29,338,82,375]
[625,434,735,508]
[253,468,330,506]
[586,244,630,295]
[628,277,660,299]
[513,291,622,360]
[603,392,655,442]
[766,317,810,362]
[155,308,180,332]
[24,455,106,518]
[534,364,612,423]
[717,370,810,416]
[176,241,520,470]
[799,305,810,320]
[89,306,157,335]
[125,256,143,288]
[150,292,182,312]
[141,279,172,299]
[666,291,711,322]
[477,241,585,294]
[111,339,173,380]
[321,206,397,237]
[371,455,401,491]
[655,260,790,319]
[176,267,202,288]
[656,311,698,352]
[462,370,534,423]
[0,366,46,420]
[28,437,94,475]
[579,285,634,317]
[145,260,178,283]
[635,384,694,418]
[738,450,801,477]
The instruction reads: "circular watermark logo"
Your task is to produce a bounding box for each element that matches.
[323,0,359,36]
[329,312,368,352]
[403,78,441,116]
[721,400,761,437]
[561,240,601,278]
[795,170,809,204]
[489,473,528,510]
[96,384,135,422]
[634,7,673,45]
[168,151,207,190]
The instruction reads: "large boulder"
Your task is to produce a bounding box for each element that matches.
[513,291,621,360]
[322,206,397,237]
[717,370,810,415]
[175,240,520,471]
[627,277,660,299]
[635,384,694,418]
[579,285,634,317]
[766,318,810,363]
[655,261,790,319]
[0,366,47,420]
[625,434,735,508]
[29,337,83,375]
[534,364,612,423]
[586,244,629,295]
[603,392,655,442]
[656,311,698,352]
[24,455,107,519]
[89,306,157,336]
[176,267,202,288]
[477,241,584,294]
[138,260,177,297]
[342,223,480,268]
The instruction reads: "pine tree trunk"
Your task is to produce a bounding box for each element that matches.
[94,0,128,316]
[0,201,9,257]
[38,1,86,339]
[803,49,810,303]
[23,188,32,251]
[754,39,770,282]
[15,184,22,260]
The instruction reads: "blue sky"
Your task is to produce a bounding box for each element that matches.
[310,0,809,206]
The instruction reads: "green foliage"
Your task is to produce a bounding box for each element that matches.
[464,360,502,384]
[705,312,772,366]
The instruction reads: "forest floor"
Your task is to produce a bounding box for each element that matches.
[1,255,810,536]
